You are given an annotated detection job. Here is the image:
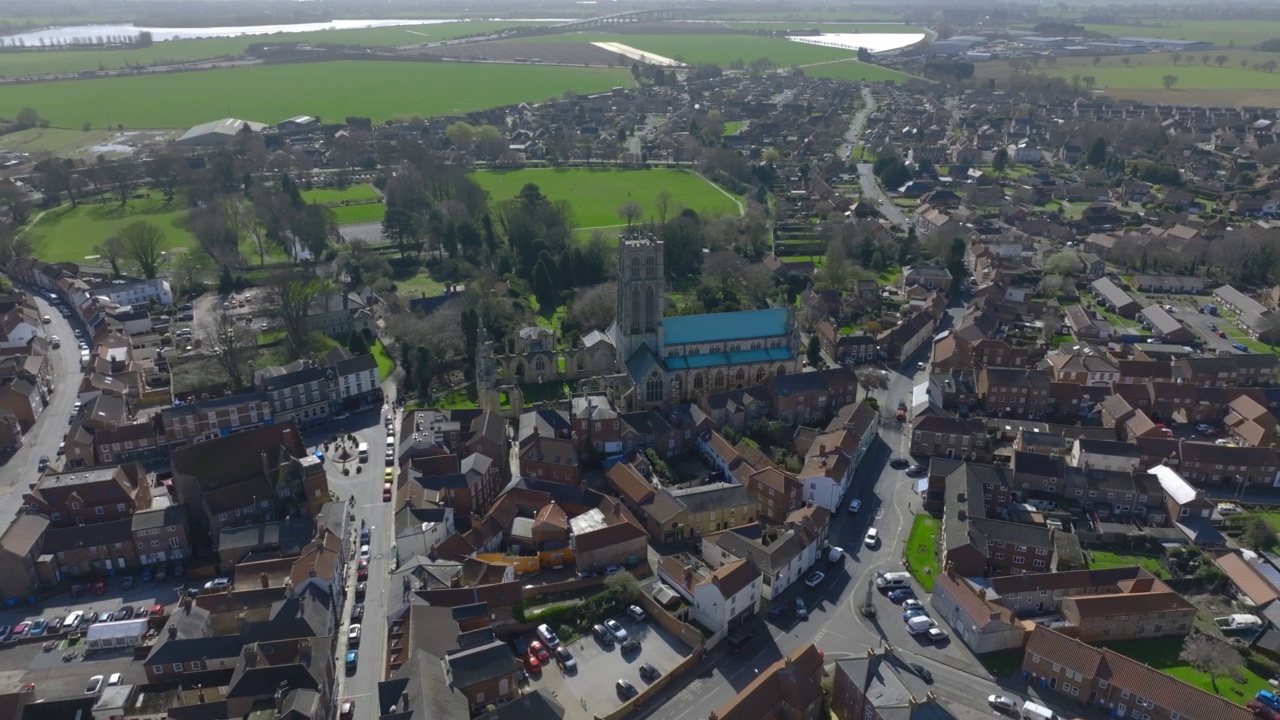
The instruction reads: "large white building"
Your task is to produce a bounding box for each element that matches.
[658,555,761,635]
[92,277,173,308]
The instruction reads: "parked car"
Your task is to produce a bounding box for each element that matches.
[524,653,542,674]
[616,679,637,698]
[889,458,910,469]
[116,606,133,620]
[988,696,1017,713]
[85,675,105,695]
[99,612,114,623]
[903,608,928,621]
[768,604,789,619]
[905,464,925,476]
[901,599,924,612]
[887,589,916,603]
[603,564,622,575]
[135,607,149,619]
[927,627,949,642]
[529,640,550,663]
[509,635,528,657]
[345,650,358,672]
[0,626,10,642]
[28,618,46,637]
[910,663,933,683]
[848,499,862,513]
[47,617,63,634]
[355,582,367,599]
[12,622,28,637]
[804,571,826,588]
[150,603,165,616]
[864,528,879,547]
[121,576,134,590]
[620,637,641,654]
[351,604,364,622]
[795,597,808,619]
[593,624,615,646]
[1196,423,1216,434]
[339,699,355,720]
[627,605,646,622]
[37,455,49,472]
[603,619,628,641]
[555,646,577,672]
[357,560,369,581]
[203,577,230,591]
[107,673,123,686]
[358,545,370,560]
[639,663,661,681]
[348,624,361,645]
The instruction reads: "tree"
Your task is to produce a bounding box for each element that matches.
[103,162,138,207]
[616,202,643,230]
[1244,516,1279,551]
[563,282,617,336]
[605,570,642,602]
[1082,75,1097,90]
[654,190,672,225]
[1085,137,1107,166]
[95,236,126,277]
[1121,56,1132,67]
[1092,55,1102,67]
[117,221,165,278]
[1044,250,1084,276]
[445,121,478,152]
[264,271,329,350]
[1162,73,1179,90]
[1170,51,1182,65]
[1178,633,1243,692]
[1216,55,1229,68]
[203,310,255,388]
[346,329,370,356]
[992,147,1009,173]
[806,334,822,367]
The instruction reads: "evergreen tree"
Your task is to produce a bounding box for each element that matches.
[347,330,369,355]
[806,334,822,366]
[1086,137,1107,166]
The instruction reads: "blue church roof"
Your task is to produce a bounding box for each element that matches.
[665,347,792,371]
[664,308,788,346]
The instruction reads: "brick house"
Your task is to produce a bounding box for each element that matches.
[710,643,825,720]
[160,393,274,448]
[23,463,151,528]
[909,415,990,462]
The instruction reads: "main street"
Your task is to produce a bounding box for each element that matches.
[839,86,911,230]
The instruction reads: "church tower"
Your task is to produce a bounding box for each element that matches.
[616,231,664,362]
[475,319,500,412]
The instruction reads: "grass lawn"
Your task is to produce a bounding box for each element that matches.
[723,121,744,136]
[1102,636,1270,705]
[395,270,448,298]
[0,126,149,159]
[25,195,195,263]
[0,61,630,128]
[1088,551,1170,579]
[516,32,865,67]
[1250,512,1280,532]
[330,203,386,226]
[905,515,940,591]
[1096,307,1139,329]
[301,184,380,205]
[470,168,742,228]
[371,340,395,381]
[0,21,543,77]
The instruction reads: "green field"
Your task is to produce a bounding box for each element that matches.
[24,195,195,263]
[0,126,174,159]
[301,184,380,205]
[1101,636,1270,706]
[1081,20,1280,48]
[1087,551,1170,579]
[905,515,940,591]
[470,168,741,228]
[0,20,542,77]
[330,203,386,226]
[0,61,631,128]
[515,32,867,67]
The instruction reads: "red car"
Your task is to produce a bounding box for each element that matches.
[150,603,165,616]
[524,653,542,674]
[1219,330,1228,338]
[91,579,107,595]
[529,640,550,663]
[357,559,369,581]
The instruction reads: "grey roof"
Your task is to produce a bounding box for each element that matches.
[144,633,245,667]
[445,639,516,688]
[255,361,331,391]
[218,518,314,554]
[333,352,378,376]
[711,525,811,575]
[177,117,267,142]
[668,482,754,513]
[490,690,566,720]
[41,518,132,552]
[379,650,469,719]
[131,504,187,532]
[971,518,1054,548]
[1139,305,1185,336]
[1091,277,1138,308]
[770,371,829,397]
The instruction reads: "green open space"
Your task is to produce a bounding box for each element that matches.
[1087,551,1169,579]
[1080,20,1280,48]
[1101,636,1269,705]
[514,32,864,67]
[0,20,542,77]
[0,126,160,159]
[905,515,940,591]
[0,61,631,129]
[300,184,379,205]
[371,340,395,380]
[24,195,194,263]
[801,58,919,83]
[469,168,742,229]
[722,120,744,136]
[330,203,386,226]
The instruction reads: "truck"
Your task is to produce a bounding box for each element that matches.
[1021,701,1054,720]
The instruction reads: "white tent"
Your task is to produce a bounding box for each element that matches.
[85,618,147,650]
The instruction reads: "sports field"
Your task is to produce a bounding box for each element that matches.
[0,61,631,128]
[24,195,195,263]
[0,20,542,77]
[470,168,742,229]
[300,184,381,205]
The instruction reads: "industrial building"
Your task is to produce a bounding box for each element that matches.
[175,117,268,147]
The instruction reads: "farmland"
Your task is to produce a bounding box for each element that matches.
[973,51,1280,105]
[470,168,742,229]
[0,20,542,77]
[23,195,195,264]
[1079,20,1280,49]
[0,61,631,128]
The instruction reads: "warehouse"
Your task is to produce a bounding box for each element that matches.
[1115,36,1213,51]
[176,117,268,147]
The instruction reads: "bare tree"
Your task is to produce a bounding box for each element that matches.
[190,205,241,270]
[564,281,617,336]
[203,310,255,387]
[1179,634,1242,692]
[103,162,138,207]
[117,221,165,278]
[654,190,672,225]
[95,236,126,277]
[264,271,330,350]
[702,250,747,300]
[616,202,643,230]
[821,239,852,290]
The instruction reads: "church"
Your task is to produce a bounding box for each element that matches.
[609,232,801,408]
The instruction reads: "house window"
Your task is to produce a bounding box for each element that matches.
[173,664,183,672]
[191,661,202,670]
[153,665,164,675]
[95,507,105,516]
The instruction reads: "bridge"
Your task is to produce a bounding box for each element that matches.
[550,8,701,31]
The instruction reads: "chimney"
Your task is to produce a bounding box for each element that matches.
[275,685,286,713]
[260,572,269,589]
[197,685,205,704]
[819,444,826,456]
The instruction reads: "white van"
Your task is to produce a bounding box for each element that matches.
[906,616,937,635]
[357,443,369,462]
[875,571,912,589]
[1022,701,1054,720]
[536,623,560,648]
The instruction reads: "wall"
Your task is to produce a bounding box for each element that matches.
[475,553,541,575]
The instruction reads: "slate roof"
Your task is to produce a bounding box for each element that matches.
[445,639,516,688]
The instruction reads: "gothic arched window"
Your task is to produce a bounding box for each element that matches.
[715,371,725,388]
[646,373,663,403]
[630,255,641,280]
[645,254,657,279]
[534,356,546,374]
[644,285,656,330]
[756,367,766,383]
[692,374,704,391]
[735,368,746,384]
[631,286,642,332]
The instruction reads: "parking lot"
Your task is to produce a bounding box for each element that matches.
[525,614,691,718]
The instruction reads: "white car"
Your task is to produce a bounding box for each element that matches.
[864,528,879,547]
[902,599,924,612]
[804,571,826,588]
[85,675,104,695]
[988,696,1017,713]
[107,673,123,686]
[926,627,949,642]
[358,545,371,560]
[1195,423,1215,434]
[626,605,646,622]
[827,546,843,563]
[348,624,361,644]
[603,619,628,641]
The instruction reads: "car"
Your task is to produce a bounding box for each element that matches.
[136,606,149,619]
[848,499,862,513]
[887,589,916,603]
[902,599,924,612]
[529,640,550,662]
[603,564,622,575]
[1218,503,1245,516]
[903,608,928,621]
[140,567,153,582]
[345,650,358,671]
[339,698,355,720]
[333,413,350,421]
[358,545,371,560]
[351,604,364,621]
[384,449,394,465]
[555,646,577,671]
[121,576,134,590]
[909,663,933,683]
[99,611,115,623]
[916,361,927,371]
[827,546,843,563]
[1219,330,1228,338]
[41,315,51,324]
[889,458,910,469]
[988,696,1017,713]
[28,618,46,637]
[1209,322,1218,331]
[509,635,528,657]
[150,603,165,616]
[360,527,371,544]
[203,577,231,591]
[85,612,100,624]
[49,337,59,348]
[593,623,615,646]
[804,571,826,588]
[85,675,105,695]
[384,468,394,482]
[864,528,879,547]
[524,653,542,674]
[48,617,63,634]
[37,455,49,472]
[355,582,367,599]
[382,483,393,502]
[926,627,949,642]
[627,605,646,622]
[616,679,637,699]
[107,673,123,686]
[905,464,925,476]
[348,624,361,644]
[117,606,133,620]
[12,622,29,637]
[1196,423,1216,434]
[768,604,789,619]
[603,619,628,641]
[639,662,661,682]
[620,637,641,654]
[57,441,65,455]
[795,597,808,619]
[357,560,369,581]
[0,626,9,642]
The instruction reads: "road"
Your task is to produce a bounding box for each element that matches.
[838,86,911,231]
